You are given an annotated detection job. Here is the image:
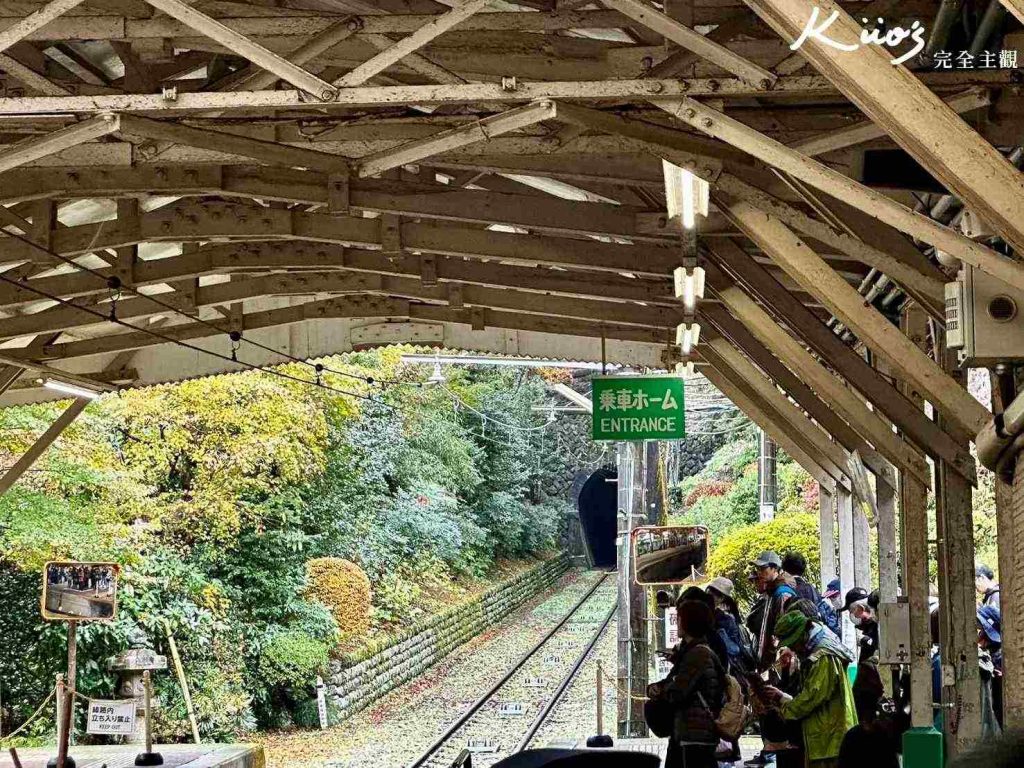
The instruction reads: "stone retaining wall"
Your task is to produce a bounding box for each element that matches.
[327,555,570,722]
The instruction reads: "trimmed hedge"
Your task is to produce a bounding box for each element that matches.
[305,557,372,639]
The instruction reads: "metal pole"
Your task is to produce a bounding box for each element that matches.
[144,671,152,755]
[596,660,604,735]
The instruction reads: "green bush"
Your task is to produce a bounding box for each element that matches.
[707,513,821,606]
[258,630,330,689]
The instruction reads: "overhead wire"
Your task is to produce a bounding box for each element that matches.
[0,269,387,404]
[0,224,404,388]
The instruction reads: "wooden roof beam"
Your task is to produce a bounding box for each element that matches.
[700,355,837,490]
[0,71,1011,115]
[703,337,852,485]
[743,0,1024,255]
[703,259,933,488]
[789,87,993,157]
[702,302,897,489]
[705,236,975,483]
[727,199,991,439]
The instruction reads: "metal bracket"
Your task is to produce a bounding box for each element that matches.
[420,254,437,286]
[447,283,463,309]
[381,213,402,255]
[327,171,350,216]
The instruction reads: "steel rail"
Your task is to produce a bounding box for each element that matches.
[515,598,618,753]
[407,570,614,768]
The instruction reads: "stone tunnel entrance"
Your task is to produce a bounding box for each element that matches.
[577,466,617,568]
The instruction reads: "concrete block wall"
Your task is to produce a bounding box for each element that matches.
[326,554,570,722]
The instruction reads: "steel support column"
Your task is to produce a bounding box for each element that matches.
[819,483,837,591]
[616,442,648,738]
[837,486,856,649]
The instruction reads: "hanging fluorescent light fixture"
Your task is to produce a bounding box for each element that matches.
[41,378,101,400]
[673,265,706,313]
[675,322,701,356]
[662,160,709,231]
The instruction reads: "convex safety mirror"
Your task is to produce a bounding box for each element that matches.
[42,561,119,621]
[631,526,709,585]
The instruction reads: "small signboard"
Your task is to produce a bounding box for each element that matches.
[665,610,679,648]
[85,699,136,735]
[542,654,565,665]
[466,739,499,753]
[42,561,119,621]
[524,677,547,688]
[498,702,526,717]
[315,675,328,730]
[592,375,685,441]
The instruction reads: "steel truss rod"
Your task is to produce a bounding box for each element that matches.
[0,114,119,174]
[788,87,993,157]
[355,100,557,177]
[656,97,1024,293]
[119,115,351,174]
[0,52,71,95]
[0,72,1009,115]
[601,0,775,88]
[741,0,1024,255]
[141,0,339,101]
[334,0,491,87]
[0,268,684,341]
[0,0,87,53]
[0,244,677,313]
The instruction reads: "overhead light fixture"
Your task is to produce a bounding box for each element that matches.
[662,160,709,231]
[675,322,701,356]
[41,378,101,400]
[673,265,706,312]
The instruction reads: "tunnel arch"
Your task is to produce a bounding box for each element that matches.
[576,466,618,568]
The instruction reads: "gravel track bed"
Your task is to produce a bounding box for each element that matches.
[264,569,613,768]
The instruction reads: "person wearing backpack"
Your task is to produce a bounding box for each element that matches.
[761,612,858,768]
[648,600,726,768]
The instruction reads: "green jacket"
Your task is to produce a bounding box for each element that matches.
[781,644,858,760]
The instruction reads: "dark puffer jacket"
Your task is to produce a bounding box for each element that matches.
[664,639,726,745]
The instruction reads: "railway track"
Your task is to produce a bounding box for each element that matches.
[408,570,618,768]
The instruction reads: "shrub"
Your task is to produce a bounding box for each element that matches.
[685,480,731,507]
[257,630,330,689]
[707,513,820,606]
[304,557,371,639]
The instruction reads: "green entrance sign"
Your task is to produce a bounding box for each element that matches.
[591,375,685,441]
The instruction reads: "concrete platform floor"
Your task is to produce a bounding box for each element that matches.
[0,744,263,768]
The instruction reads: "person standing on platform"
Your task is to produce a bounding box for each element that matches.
[654,600,726,768]
[763,612,858,768]
[975,564,1000,611]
